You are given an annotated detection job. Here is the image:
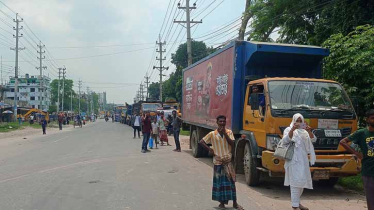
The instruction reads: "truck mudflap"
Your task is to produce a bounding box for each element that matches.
[261,151,361,177]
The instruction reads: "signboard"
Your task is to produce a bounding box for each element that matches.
[318,119,338,129]
[183,47,234,129]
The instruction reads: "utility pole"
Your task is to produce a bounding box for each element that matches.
[1,55,2,86]
[11,13,25,121]
[57,68,62,113]
[70,90,73,112]
[174,0,202,66]
[153,35,168,102]
[144,73,150,99]
[140,83,144,101]
[86,87,90,114]
[37,41,46,110]
[61,67,66,112]
[78,80,82,113]
[91,91,94,114]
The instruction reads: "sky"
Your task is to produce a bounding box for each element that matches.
[0,0,245,104]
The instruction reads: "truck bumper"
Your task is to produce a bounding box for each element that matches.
[261,151,361,177]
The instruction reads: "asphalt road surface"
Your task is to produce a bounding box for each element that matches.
[0,120,368,210]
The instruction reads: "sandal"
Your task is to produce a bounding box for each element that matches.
[299,204,309,210]
[234,204,244,210]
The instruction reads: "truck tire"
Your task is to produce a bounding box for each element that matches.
[320,177,339,188]
[191,130,207,158]
[244,143,260,186]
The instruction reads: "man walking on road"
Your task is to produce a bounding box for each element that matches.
[340,109,374,210]
[141,112,152,153]
[199,115,244,210]
[58,112,64,130]
[41,117,47,135]
[171,110,182,152]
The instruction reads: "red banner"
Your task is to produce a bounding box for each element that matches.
[183,47,234,129]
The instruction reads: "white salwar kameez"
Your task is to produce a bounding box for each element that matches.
[281,113,317,208]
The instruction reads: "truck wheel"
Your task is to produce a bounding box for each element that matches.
[191,130,206,158]
[320,177,339,188]
[244,143,260,186]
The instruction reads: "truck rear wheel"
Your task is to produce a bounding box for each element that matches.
[191,130,207,158]
[244,143,260,186]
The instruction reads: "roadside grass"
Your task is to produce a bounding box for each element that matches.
[0,121,58,132]
[0,122,24,132]
[180,129,190,136]
[338,174,364,192]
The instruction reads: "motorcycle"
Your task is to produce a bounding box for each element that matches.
[105,116,109,122]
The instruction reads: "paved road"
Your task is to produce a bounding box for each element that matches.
[0,121,367,210]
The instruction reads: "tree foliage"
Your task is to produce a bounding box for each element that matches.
[246,0,374,45]
[49,79,99,114]
[323,25,374,121]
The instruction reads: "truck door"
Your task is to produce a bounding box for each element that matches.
[243,84,267,148]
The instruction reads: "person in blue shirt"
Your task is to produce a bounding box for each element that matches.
[41,118,47,135]
[252,85,265,107]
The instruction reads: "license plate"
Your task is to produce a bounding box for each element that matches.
[324,130,342,137]
[313,170,330,180]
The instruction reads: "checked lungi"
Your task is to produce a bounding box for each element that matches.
[212,165,237,204]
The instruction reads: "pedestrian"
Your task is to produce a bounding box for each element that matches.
[18,116,22,125]
[340,109,374,210]
[132,113,141,139]
[41,117,47,135]
[158,112,171,146]
[151,118,159,149]
[171,110,182,152]
[199,115,244,210]
[167,114,173,135]
[141,112,152,153]
[30,115,34,125]
[281,113,316,210]
[58,112,64,130]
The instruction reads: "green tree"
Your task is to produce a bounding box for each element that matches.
[171,40,211,69]
[323,25,374,122]
[246,0,374,45]
[50,79,76,112]
[148,82,160,100]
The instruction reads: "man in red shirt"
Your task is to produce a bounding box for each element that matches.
[141,112,152,153]
[58,112,64,130]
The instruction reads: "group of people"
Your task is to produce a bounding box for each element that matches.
[197,110,374,210]
[131,110,182,153]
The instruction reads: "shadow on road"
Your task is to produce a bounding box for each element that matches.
[182,149,364,203]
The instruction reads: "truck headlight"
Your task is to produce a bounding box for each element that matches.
[266,135,281,150]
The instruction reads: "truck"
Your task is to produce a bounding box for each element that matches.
[182,41,360,187]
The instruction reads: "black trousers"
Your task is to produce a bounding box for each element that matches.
[42,125,46,134]
[133,126,141,137]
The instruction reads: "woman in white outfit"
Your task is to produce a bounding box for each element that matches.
[282,113,317,210]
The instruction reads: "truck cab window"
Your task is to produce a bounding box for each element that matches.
[248,85,266,116]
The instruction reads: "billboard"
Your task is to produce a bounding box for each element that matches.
[183,47,234,129]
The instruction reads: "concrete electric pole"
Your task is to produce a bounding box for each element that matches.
[174,0,202,66]
[37,41,46,110]
[61,67,66,112]
[144,74,150,99]
[70,90,73,112]
[11,13,25,121]
[78,80,82,113]
[153,35,168,102]
[57,68,62,113]
[140,83,144,101]
[86,87,90,114]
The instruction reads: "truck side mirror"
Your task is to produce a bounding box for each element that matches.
[250,93,260,110]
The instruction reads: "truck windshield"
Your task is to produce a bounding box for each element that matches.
[142,103,161,111]
[268,81,353,111]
